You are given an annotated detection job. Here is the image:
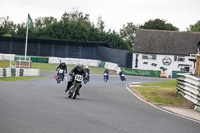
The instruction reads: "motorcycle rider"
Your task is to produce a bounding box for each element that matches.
[56,62,67,81]
[104,69,109,82]
[119,70,126,81]
[65,63,86,95]
[84,66,90,82]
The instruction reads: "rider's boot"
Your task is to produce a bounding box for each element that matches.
[65,84,70,92]
[77,85,82,95]
[65,86,69,92]
[65,81,72,92]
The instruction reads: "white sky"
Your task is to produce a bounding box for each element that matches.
[1,0,200,32]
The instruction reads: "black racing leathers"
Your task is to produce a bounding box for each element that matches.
[66,66,86,93]
[56,63,67,73]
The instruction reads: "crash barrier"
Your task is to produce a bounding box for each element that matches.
[0,68,40,77]
[103,62,121,73]
[0,53,15,61]
[49,57,122,73]
[49,57,101,67]
[104,62,118,71]
[176,73,200,112]
[121,67,161,77]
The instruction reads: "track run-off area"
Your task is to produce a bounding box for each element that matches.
[0,74,200,133]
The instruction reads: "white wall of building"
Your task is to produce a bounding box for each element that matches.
[132,53,194,76]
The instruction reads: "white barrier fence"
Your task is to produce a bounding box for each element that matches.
[0,68,40,77]
[176,73,200,112]
[104,62,121,73]
[49,57,101,67]
[48,57,120,72]
[0,53,15,61]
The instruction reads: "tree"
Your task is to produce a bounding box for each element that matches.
[140,19,179,31]
[14,22,28,38]
[187,21,200,32]
[120,22,138,51]
[0,9,133,52]
[96,16,105,33]
[0,16,16,36]
[61,8,90,23]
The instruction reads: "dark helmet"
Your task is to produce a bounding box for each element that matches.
[77,63,83,71]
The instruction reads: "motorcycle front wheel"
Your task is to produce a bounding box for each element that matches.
[72,84,80,99]
[68,85,74,98]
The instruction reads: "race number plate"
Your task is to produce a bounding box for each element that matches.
[75,75,83,81]
[59,69,64,73]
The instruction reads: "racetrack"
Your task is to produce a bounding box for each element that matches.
[0,74,200,133]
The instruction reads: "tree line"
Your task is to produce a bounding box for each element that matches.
[0,9,200,52]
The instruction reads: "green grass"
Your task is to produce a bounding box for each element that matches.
[133,80,186,106]
[31,62,106,74]
[0,61,106,74]
[140,80,177,87]
[0,60,10,68]
[0,76,44,81]
[31,63,71,72]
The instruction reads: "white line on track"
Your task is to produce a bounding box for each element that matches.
[125,83,200,124]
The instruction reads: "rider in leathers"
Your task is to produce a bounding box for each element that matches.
[65,63,86,95]
[56,62,67,80]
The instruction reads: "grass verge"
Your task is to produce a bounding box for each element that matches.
[0,60,10,68]
[31,62,106,74]
[0,61,113,74]
[131,80,190,107]
[0,76,44,81]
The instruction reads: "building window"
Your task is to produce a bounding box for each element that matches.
[174,56,185,62]
[142,54,156,60]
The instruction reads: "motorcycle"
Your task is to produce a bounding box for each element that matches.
[104,73,109,82]
[68,74,83,99]
[56,69,64,83]
[83,72,89,84]
[120,74,126,81]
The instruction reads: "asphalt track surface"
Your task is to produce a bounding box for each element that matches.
[0,74,200,133]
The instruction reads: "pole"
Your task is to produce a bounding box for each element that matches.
[25,23,29,61]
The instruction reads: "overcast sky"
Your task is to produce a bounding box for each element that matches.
[1,0,199,32]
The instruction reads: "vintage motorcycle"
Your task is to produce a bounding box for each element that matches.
[120,73,126,81]
[56,69,64,83]
[104,73,109,82]
[68,74,83,99]
[83,72,89,84]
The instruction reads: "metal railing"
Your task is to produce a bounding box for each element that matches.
[176,73,200,112]
[11,56,31,69]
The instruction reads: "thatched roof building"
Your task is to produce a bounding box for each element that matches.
[134,29,200,56]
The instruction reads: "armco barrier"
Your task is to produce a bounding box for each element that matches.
[0,68,40,77]
[176,73,200,112]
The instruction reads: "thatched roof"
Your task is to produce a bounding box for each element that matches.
[134,29,200,56]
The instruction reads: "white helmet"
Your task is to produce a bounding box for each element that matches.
[86,66,89,68]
